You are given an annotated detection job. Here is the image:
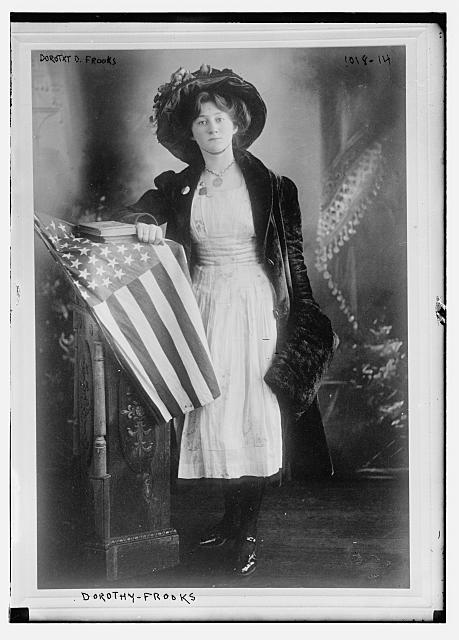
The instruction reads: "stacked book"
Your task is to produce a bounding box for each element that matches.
[77,221,137,242]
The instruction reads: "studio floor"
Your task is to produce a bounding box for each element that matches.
[38,476,409,589]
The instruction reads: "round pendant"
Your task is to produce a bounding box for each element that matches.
[212,176,223,187]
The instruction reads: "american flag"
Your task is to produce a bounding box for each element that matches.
[35,212,220,423]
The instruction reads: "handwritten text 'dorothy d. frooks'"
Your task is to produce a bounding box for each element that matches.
[39,54,117,65]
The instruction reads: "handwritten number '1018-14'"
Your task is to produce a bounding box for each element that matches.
[345,54,391,66]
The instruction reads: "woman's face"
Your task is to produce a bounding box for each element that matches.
[191,101,238,156]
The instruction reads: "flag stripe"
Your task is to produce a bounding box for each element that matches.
[173,243,191,279]
[138,269,218,404]
[93,300,173,423]
[105,293,184,418]
[127,276,202,409]
[110,287,193,414]
[150,259,220,398]
[152,245,210,351]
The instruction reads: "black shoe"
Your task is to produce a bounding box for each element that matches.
[234,536,258,577]
[199,521,238,548]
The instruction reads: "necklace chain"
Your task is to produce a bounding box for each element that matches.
[204,159,235,179]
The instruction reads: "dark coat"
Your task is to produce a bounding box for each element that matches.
[120,149,335,478]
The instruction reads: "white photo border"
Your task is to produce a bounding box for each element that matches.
[10,20,444,622]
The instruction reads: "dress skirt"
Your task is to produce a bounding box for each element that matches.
[178,183,282,479]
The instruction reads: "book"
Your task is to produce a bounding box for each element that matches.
[77,221,167,243]
[77,221,137,238]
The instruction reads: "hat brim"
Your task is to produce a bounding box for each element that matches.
[155,70,267,164]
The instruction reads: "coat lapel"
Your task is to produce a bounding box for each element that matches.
[171,162,203,258]
[236,149,274,251]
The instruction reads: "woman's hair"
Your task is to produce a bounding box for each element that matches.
[174,91,252,151]
[190,91,252,135]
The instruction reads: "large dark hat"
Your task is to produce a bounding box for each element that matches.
[152,64,267,163]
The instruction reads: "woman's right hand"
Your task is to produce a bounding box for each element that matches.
[136,222,164,245]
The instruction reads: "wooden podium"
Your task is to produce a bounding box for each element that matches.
[71,296,179,581]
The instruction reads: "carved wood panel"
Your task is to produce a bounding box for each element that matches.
[77,336,93,468]
[118,381,157,475]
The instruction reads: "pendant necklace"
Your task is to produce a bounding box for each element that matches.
[205,159,235,187]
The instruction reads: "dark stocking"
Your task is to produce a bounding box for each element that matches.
[238,477,266,539]
[220,481,241,532]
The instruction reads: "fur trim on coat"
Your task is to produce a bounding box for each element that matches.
[264,300,335,418]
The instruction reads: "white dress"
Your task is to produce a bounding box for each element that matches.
[178,181,282,479]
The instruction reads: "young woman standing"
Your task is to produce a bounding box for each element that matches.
[121,64,335,576]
